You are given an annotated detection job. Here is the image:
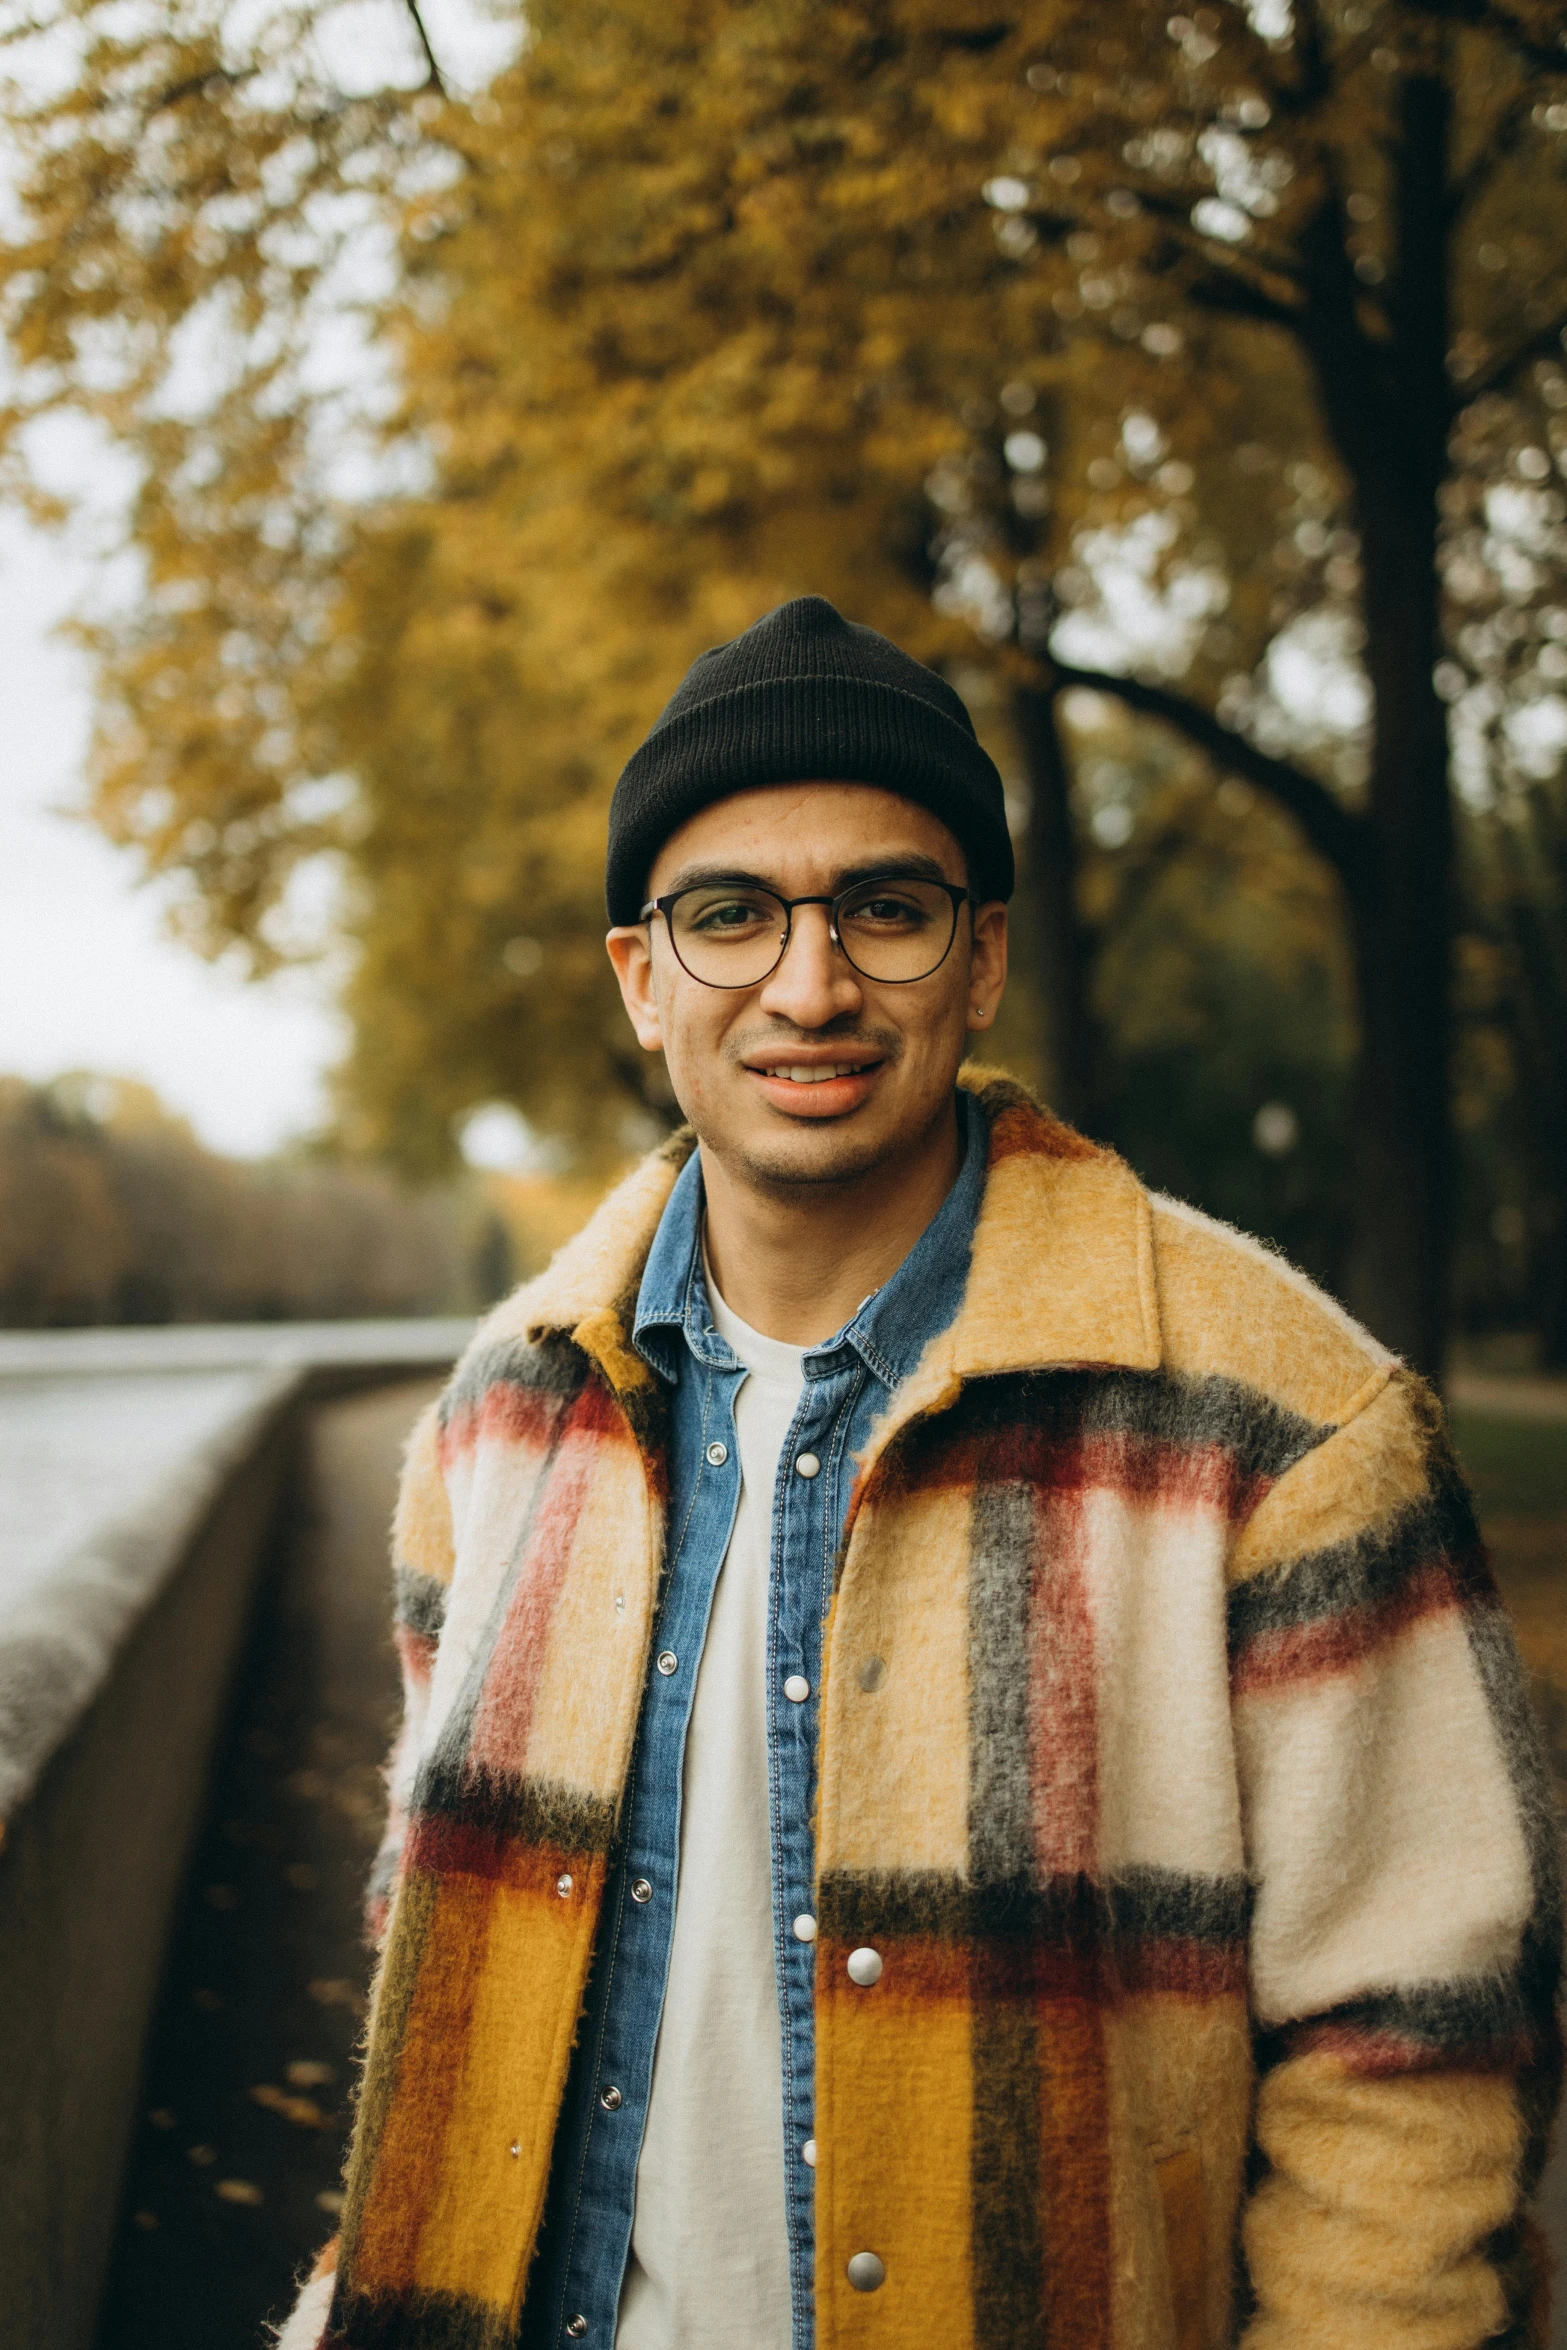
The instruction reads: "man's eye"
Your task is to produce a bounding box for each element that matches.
[853,894,928,925]
[687,897,772,933]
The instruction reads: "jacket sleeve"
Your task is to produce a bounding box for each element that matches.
[1230,1367,1561,2349]
[364,1398,456,1948]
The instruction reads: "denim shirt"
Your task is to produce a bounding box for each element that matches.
[525,1095,987,2350]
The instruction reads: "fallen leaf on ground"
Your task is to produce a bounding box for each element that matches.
[308,1978,363,2011]
[286,2060,335,2088]
[250,2083,333,2130]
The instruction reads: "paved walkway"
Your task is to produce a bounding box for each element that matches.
[94,1378,439,2348]
[1452,1369,1567,1422]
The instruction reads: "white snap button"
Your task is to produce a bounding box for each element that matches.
[555,1873,573,1897]
[801,2138,817,2167]
[705,1440,729,1467]
[631,1877,653,1904]
[847,2251,886,2292]
[794,1452,821,1479]
[656,1650,678,1675]
[792,1912,817,1943]
[783,1674,810,1703]
[846,1946,883,1986]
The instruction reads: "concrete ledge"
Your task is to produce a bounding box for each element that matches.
[0,1321,468,2350]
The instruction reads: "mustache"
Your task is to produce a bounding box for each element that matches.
[725,1018,902,1064]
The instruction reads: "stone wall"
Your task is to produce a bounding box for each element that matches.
[0,1324,467,2348]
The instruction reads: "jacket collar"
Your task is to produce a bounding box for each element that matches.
[502,1070,1160,1401]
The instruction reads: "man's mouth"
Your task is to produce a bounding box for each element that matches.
[739,1049,887,1116]
[751,1061,879,1086]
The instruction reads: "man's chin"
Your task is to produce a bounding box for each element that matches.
[728,1119,898,1193]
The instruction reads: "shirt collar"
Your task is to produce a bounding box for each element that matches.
[632,1090,988,1397]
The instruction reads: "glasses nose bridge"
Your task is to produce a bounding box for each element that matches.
[775,893,844,972]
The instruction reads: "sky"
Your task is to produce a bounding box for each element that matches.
[0,0,517,1160]
[0,509,347,1158]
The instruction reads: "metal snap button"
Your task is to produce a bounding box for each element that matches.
[631,1877,653,1904]
[847,1946,883,1987]
[794,1451,821,1479]
[705,1440,729,1467]
[656,1650,678,1675]
[599,2085,623,2110]
[847,2251,886,2292]
[565,2318,588,2340]
[555,1873,573,1897]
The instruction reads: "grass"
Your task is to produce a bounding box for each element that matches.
[1451,1409,1567,1519]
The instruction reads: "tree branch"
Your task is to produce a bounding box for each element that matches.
[1455,295,1567,404]
[1043,656,1372,896]
[1186,265,1311,333]
[1403,0,1567,76]
[402,0,445,94]
[1133,188,1308,304]
[1446,84,1537,221]
[152,63,253,115]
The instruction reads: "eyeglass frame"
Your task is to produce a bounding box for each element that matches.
[638,873,974,990]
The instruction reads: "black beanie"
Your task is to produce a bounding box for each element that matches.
[605,596,1014,923]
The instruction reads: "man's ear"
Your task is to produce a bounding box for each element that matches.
[965,901,1009,1032]
[606,927,664,1052]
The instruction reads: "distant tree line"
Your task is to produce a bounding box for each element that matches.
[0,1075,501,1327]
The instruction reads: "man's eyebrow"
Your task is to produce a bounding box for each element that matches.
[654,864,773,897]
[653,853,955,898]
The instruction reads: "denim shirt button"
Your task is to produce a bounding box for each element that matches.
[783,1674,810,1703]
[794,1451,821,1479]
[705,1439,729,1467]
[792,1913,818,1943]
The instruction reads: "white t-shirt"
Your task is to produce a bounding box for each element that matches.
[615,1272,806,2350]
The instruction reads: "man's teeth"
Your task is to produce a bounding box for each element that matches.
[766,1064,862,1084]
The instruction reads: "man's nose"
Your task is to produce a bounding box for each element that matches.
[756,904,862,1027]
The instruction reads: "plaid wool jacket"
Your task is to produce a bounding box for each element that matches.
[279,1073,1561,2350]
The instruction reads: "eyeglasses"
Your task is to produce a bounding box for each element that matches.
[640,874,971,990]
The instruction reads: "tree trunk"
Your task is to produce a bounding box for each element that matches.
[1332,67,1455,1383]
[1013,683,1102,1131]
[1491,824,1567,1368]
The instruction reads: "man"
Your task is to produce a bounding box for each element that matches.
[281,596,1559,2350]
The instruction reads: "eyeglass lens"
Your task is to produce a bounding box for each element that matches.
[667,878,959,988]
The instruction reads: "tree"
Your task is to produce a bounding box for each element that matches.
[4,0,1566,1372]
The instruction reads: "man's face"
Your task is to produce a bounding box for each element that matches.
[606,782,1008,1190]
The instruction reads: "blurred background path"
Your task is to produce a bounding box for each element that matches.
[93,1378,439,2349]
